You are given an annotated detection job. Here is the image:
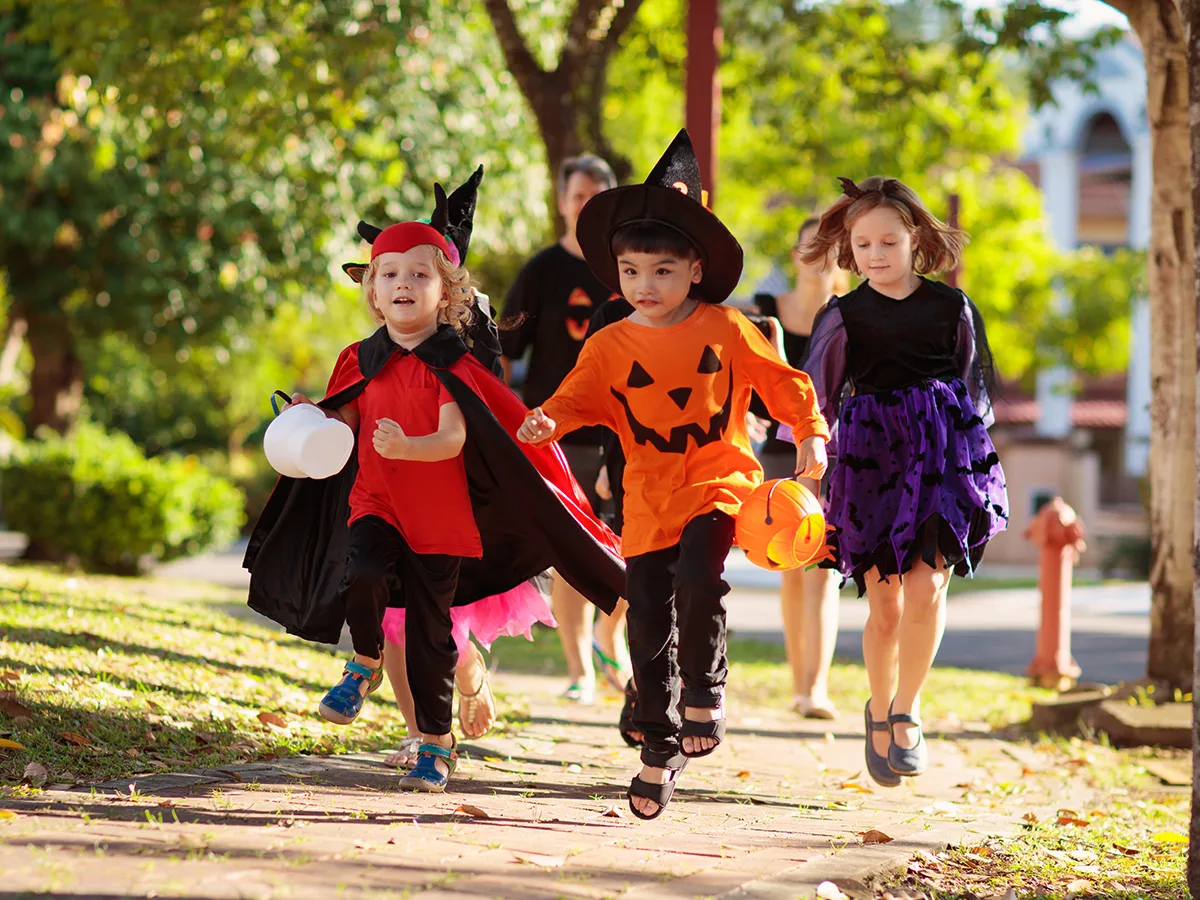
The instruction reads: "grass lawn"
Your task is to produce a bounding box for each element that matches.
[874,739,1190,900]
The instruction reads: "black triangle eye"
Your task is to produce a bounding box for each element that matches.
[627,361,655,388]
[698,346,722,374]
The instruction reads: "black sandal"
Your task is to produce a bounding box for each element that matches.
[680,714,726,758]
[627,758,688,820]
[619,678,643,748]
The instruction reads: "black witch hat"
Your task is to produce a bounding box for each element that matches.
[575,130,742,304]
[342,165,484,283]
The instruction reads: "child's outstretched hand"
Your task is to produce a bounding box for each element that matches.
[795,435,828,479]
[518,407,556,444]
[373,417,410,459]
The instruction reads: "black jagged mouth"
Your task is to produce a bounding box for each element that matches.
[609,366,734,454]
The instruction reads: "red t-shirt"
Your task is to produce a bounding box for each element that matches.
[340,349,482,558]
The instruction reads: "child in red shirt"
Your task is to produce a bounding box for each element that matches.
[258,175,625,793]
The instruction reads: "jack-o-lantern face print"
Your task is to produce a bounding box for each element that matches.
[609,344,733,454]
[565,288,594,341]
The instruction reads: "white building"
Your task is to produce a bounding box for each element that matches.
[984,36,1150,570]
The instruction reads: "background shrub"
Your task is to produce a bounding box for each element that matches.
[0,422,245,574]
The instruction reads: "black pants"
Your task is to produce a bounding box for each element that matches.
[337,515,461,736]
[624,511,736,767]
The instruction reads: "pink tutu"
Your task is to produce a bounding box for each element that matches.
[381,580,556,655]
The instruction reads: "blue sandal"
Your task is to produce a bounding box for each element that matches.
[864,700,902,787]
[887,702,928,776]
[318,660,383,724]
[399,738,458,793]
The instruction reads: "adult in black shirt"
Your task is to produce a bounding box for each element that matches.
[500,155,629,705]
[751,217,847,721]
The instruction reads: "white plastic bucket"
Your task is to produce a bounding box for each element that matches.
[264,402,355,480]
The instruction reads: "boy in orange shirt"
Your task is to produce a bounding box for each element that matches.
[518,130,829,818]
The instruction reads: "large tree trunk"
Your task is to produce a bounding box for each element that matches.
[1111,0,1195,690]
[24,311,82,435]
[481,0,643,236]
[1181,0,1200,890]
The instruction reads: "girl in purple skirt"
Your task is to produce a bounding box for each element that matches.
[786,176,1008,786]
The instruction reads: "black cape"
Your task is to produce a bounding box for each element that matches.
[245,325,624,645]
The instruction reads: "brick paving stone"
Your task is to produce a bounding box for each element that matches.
[0,672,1101,898]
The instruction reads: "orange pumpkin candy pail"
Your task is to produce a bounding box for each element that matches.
[735,478,833,571]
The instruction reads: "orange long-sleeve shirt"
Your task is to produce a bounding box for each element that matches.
[533,303,829,557]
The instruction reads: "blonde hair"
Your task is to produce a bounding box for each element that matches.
[796,215,851,294]
[802,177,968,276]
[361,246,475,336]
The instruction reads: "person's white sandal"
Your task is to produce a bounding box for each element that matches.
[457,665,496,739]
[792,694,838,720]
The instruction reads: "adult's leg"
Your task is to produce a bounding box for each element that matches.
[797,566,840,710]
[553,442,609,702]
[593,597,632,689]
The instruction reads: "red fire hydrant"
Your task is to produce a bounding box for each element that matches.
[1024,497,1087,690]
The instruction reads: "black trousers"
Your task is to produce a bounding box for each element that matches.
[337,515,461,736]
[624,511,736,767]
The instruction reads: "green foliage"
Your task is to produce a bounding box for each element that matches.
[604,0,1138,381]
[0,422,244,573]
[1,0,547,437]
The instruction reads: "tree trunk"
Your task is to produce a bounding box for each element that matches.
[1182,0,1200,889]
[24,312,82,435]
[481,0,642,236]
[1114,0,1196,691]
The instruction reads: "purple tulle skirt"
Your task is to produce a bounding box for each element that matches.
[824,378,1008,596]
[382,580,556,655]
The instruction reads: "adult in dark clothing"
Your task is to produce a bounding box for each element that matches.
[751,217,847,720]
[500,155,630,704]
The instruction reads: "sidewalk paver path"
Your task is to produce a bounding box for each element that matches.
[1,674,1095,899]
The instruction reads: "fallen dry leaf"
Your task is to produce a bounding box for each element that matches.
[22,762,48,786]
[0,738,25,750]
[454,803,490,819]
[735,769,751,778]
[156,799,179,808]
[1066,879,1092,895]
[0,809,16,820]
[512,851,565,868]
[1152,830,1188,844]
[194,731,216,744]
[1056,815,1089,827]
[838,779,874,794]
[1022,811,1039,824]
[125,748,140,758]
[0,670,20,684]
[859,829,894,844]
[257,711,288,729]
[600,806,623,818]
[1112,843,1140,856]
[59,732,91,747]
[0,693,32,721]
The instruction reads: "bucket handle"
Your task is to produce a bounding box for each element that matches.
[269,390,294,417]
